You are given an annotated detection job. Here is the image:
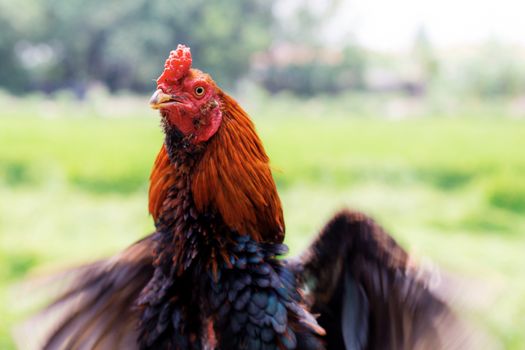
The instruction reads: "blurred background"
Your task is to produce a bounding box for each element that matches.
[1,0,524,348]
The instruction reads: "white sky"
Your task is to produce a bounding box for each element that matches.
[281,0,525,52]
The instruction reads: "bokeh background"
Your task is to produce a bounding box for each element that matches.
[1,0,525,348]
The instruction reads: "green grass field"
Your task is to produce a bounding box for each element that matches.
[1,96,524,349]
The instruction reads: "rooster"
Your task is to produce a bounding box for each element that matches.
[19,45,468,350]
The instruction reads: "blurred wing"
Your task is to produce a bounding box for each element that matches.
[14,235,155,350]
[293,210,471,350]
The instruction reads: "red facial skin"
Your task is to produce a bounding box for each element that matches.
[156,69,223,144]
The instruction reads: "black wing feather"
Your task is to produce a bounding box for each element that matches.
[15,236,154,350]
[293,210,471,350]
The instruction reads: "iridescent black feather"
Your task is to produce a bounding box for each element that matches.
[209,234,323,350]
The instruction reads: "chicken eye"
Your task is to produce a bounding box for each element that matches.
[194,86,205,97]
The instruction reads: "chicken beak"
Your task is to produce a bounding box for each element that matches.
[149,89,173,109]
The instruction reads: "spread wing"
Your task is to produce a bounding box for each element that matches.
[14,235,155,350]
[291,210,472,350]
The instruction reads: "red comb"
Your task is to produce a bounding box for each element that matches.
[157,44,192,84]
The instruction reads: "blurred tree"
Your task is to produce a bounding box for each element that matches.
[0,0,35,92]
[0,0,275,94]
[273,0,342,46]
[258,0,366,95]
[412,26,439,85]
[259,44,367,96]
[461,40,525,98]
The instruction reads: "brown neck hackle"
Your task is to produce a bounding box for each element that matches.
[149,92,284,243]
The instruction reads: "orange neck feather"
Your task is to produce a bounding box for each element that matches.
[148,92,284,243]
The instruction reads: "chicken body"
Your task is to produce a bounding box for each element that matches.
[137,127,323,349]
